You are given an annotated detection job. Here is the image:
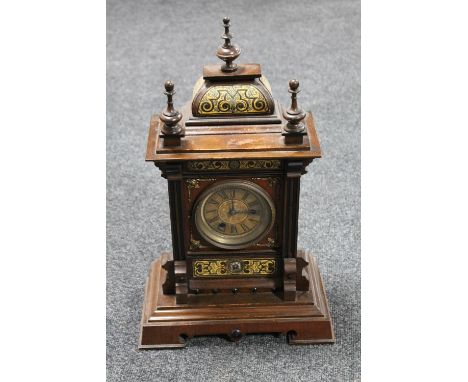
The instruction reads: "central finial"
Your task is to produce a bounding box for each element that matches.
[216,16,241,72]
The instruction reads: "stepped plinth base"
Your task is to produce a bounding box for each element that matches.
[139,251,335,349]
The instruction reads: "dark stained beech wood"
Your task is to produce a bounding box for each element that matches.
[139,252,335,348]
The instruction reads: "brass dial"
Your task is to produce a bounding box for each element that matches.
[194,180,275,249]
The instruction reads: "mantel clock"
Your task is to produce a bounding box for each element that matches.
[139,17,335,348]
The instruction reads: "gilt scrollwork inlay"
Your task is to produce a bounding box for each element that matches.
[187,160,281,172]
[250,177,279,189]
[197,85,271,116]
[255,237,277,248]
[189,237,201,250]
[185,178,215,204]
[267,237,276,247]
[193,259,276,277]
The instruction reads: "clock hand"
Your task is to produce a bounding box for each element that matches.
[235,208,257,215]
[229,200,236,215]
[232,208,248,215]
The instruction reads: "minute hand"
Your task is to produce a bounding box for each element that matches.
[233,208,250,215]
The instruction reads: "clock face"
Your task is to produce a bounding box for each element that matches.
[194,180,275,249]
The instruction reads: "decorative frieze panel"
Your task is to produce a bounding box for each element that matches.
[186,160,281,172]
[193,258,276,277]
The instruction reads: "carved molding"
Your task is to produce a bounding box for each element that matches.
[174,261,188,304]
[283,259,297,301]
[162,259,175,295]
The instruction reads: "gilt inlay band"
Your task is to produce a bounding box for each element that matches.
[187,159,281,171]
[193,259,276,277]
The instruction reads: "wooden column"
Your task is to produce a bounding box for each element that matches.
[281,161,303,259]
[160,163,186,261]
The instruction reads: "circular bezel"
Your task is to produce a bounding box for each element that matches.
[194,180,275,250]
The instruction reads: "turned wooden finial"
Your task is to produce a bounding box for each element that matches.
[160,80,182,135]
[282,80,307,143]
[216,16,241,72]
[160,80,183,146]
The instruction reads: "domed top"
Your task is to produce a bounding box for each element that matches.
[147,16,321,160]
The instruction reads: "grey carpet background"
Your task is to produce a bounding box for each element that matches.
[107,0,360,381]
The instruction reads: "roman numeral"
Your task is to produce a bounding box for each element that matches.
[247,215,260,223]
[240,223,250,232]
[207,198,219,205]
[218,191,229,200]
[230,224,238,234]
[247,201,260,208]
[207,215,220,224]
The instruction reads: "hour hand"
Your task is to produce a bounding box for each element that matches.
[238,208,257,215]
[229,201,236,215]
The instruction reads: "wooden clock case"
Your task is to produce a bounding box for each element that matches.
[139,18,335,348]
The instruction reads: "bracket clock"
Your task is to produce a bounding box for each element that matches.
[139,17,335,348]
